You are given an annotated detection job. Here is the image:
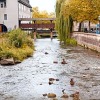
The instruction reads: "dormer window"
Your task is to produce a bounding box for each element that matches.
[1,3,3,8]
[4,2,6,7]
[0,1,6,8]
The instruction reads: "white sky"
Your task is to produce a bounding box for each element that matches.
[29,0,56,13]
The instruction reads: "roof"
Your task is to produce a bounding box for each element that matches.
[0,0,6,2]
[18,0,32,8]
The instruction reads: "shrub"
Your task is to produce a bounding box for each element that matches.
[0,47,2,51]
[0,29,34,62]
[25,37,34,49]
[9,46,33,61]
[28,32,41,39]
[36,33,41,39]
[66,38,77,46]
[29,32,34,38]
[8,29,28,48]
[0,50,13,59]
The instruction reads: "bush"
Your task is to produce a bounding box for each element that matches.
[0,29,34,62]
[0,50,13,59]
[66,38,77,46]
[9,46,33,61]
[8,29,28,48]
[36,33,41,39]
[25,37,34,49]
[28,32,41,39]
[29,32,34,38]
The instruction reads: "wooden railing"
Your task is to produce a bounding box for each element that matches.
[20,23,55,29]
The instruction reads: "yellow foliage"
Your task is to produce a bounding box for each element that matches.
[32,7,55,18]
[62,0,100,23]
[32,7,55,23]
[8,46,33,61]
[0,31,34,61]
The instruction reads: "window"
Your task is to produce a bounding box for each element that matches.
[1,3,3,8]
[4,14,7,20]
[21,4,23,11]
[4,2,6,7]
[19,3,21,10]
[24,6,25,11]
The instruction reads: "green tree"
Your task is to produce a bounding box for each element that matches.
[56,0,73,44]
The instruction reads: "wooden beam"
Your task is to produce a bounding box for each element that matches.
[19,18,56,21]
[20,23,55,29]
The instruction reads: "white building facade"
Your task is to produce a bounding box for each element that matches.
[73,21,96,32]
[0,0,32,32]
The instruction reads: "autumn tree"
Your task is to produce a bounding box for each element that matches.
[62,0,100,31]
[32,7,55,18]
[32,7,55,23]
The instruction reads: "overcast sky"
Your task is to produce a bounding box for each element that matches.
[29,0,56,13]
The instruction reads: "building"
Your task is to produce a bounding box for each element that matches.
[73,21,96,32]
[0,0,32,32]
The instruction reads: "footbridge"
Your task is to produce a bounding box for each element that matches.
[19,18,56,39]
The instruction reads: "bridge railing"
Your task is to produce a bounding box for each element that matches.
[20,23,55,29]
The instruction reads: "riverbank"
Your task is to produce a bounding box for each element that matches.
[0,29,34,65]
[73,32,100,52]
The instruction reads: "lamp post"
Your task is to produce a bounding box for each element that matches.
[98,16,100,34]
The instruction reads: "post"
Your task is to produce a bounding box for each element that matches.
[34,29,37,41]
[33,20,37,41]
[99,20,100,34]
[98,16,100,34]
[50,20,53,40]
[50,20,53,23]
[50,28,53,41]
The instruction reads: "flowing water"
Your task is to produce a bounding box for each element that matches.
[0,38,100,100]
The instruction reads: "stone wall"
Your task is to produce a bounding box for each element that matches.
[73,32,100,52]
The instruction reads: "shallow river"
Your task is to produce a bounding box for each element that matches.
[0,38,100,100]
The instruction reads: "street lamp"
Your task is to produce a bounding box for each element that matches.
[98,16,100,34]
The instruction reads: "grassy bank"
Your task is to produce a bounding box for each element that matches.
[0,29,34,62]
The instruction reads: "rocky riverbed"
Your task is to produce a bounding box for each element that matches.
[0,38,100,100]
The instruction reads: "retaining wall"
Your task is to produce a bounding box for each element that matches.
[73,32,100,52]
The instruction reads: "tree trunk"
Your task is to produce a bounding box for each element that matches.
[88,21,91,32]
[78,22,82,32]
[69,15,73,38]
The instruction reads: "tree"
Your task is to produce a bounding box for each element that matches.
[62,0,100,31]
[32,7,40,18]
[56,0,73,44]
[32,7,55,23]
[32,7,55,18]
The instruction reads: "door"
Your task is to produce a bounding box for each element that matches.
[0,25,2,32]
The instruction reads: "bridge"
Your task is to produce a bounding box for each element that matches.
[19,18,56,40]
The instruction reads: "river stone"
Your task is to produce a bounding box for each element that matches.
[42,94,47,97]
[0,58,15,65]
[49,78,55,81]
[45,52,48,54]
[14,60,21,64]
[47,93,56,98]
[53,61,58,64]
[61,94,69,98]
